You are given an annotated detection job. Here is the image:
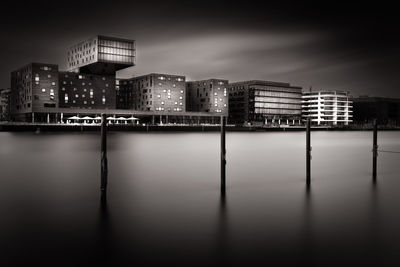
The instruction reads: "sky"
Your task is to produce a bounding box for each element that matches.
[1,1,399,97]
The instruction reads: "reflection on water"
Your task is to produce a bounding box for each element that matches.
[0,131,400,266]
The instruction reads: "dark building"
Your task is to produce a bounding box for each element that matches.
[0,88,11,121]
[186,79,228,115]
[59,72,116,110]
[352,96,400,125]
[10,63,59,122]
[228,80,302,125]
[67,35,135,75]
[118,73,186,112]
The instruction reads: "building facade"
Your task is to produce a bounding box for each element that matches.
[67,35,136,75]
[186,79,228,115]
[228,80,302,125]
[10,63,59,122]
[59,72,116,110]
[0,89,11,121]
[302,91,353,125]
[118,73,186,112]
[352,96,400,126]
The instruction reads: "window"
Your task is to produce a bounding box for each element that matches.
[90,89,93,98]
[157,94,161,98]
[82,94,85,98]
[65,94,68,103]
[180,90,184,94]
[62,87,65,91]
[52,82,56,86]
[102,96,106,104]
[179,102,183,106]
[78,75,83,79]
[41,88,46,92]
[175,102,178,105]
[179,96,183,100]
[83,88,87,92]
[177,78,183,82]
[75,94,79,98]
[84,101,87,104]
[161,101,165,105]
[47,74,51,78]
[91,101,94,104]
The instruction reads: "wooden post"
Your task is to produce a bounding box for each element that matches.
[221,116,226,193]
[373,119,378,182]
[306,118,311,186]
[101,114,108,192]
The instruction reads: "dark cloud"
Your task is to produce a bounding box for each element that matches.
[1,0,399,97]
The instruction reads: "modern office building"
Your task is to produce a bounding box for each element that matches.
[67,35,136,75]
[10,63,59,122]
[186,79,228,114]
[228,80,302,125]
[0,88,11,121]
[302,91,353,125]
[118,73,186,112]
[352,96,400,125]
[59,72,116,110]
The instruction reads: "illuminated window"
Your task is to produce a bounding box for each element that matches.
[91,101,94,104]
[82,94,85,98]
[84,101,87,104]
[50,89,55,96]
[163,89,167,92]
[52,82,56,86]
[75,94,79,98]
[102,96,106,104]
[177,78,183,82]
[41,88,46,92]
[179,96,183,100]
[180,90,184,94]
[161,101,165,105]
[62,87,65,91]
[90,89,93,98]
[157,94,161,98]
[179,102,183,106]
[64,94,68,103]
[47,74,51,78]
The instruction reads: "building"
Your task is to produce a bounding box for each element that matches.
[302,91,353,125]
[0,88,11,121]
[186,79,228,115]
[67,35,135,75]
[10,63,59,122]
[118,73,186,112]
[228,80,302,125]
[352,96,400,126]
[59,72,116,110]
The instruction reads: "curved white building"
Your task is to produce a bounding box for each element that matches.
[302,91,353,125]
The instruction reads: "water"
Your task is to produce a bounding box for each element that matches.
[0,131,399,266]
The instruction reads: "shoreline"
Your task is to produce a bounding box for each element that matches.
[1,122,399,132]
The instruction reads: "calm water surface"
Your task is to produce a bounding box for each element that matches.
[0,131,400,266]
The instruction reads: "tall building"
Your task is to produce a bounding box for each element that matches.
[352,96,400,125]
[0,88,11,121]
[186,79,228,114]
[67,35,135,75]
[58,72,116,110]
[119,73,186,112]
[228,80,302,125]
[302,91,353,125]
[10,63,59,122]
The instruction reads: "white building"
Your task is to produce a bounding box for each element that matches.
[302,91,353,125]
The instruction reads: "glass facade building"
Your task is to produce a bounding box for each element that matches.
[228,80,302,125]
[67,35,135,75]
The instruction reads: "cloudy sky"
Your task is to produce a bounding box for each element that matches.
[1,1,399,97]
